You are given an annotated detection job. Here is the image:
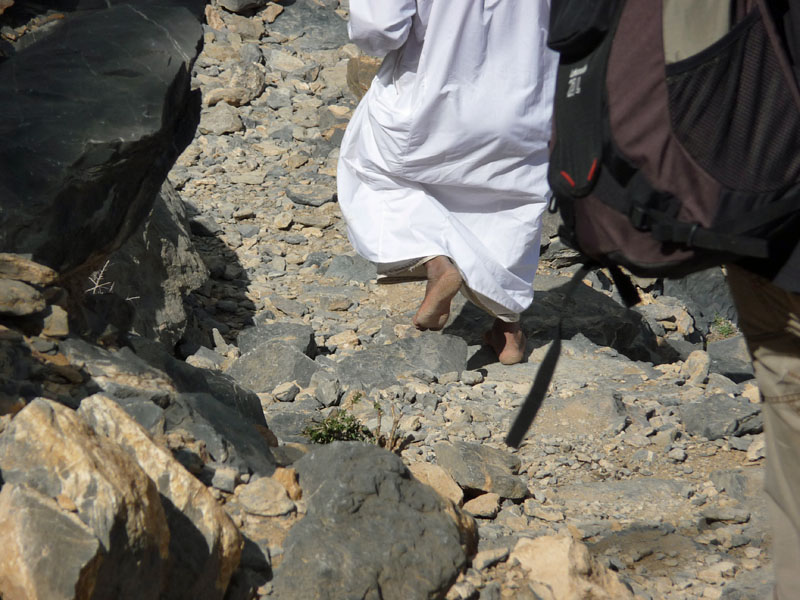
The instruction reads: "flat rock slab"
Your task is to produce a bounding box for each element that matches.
[434,441,526,500]
[549,479,692,524]
[226,340,321,392]
[334,333,468,390]
[236,321,316,355]
[323,253,377,283]
[680,394,763,440]
[270,442,476,600]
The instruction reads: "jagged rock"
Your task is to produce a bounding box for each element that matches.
[285,183,336,207]
[236,321,316,355]
[270,442,477,600]
[323,253,377,283]
[434,441,526,500]
[0,399,170,599]
[0,279,45,316]
[216,0,268,14]
[164,392,276,476]
[0,253,57,285]
[0,3,203,274]
[334,333,468,390]
[235,476,295,517]
[408,461,465,507]
[60,337,177,405]
[662,268,738,331]
[680,395,763,440]
[268,0,348,51]
[681,350,711,385]
[78,394,243,600]
[0,484,101,600]
[198,102,244,135]
[510,534,634,600]
[226,341,321,392]
[346,55,381,99]
[127,335,267,427]
[104,182,209,349]
[708,334,755,382]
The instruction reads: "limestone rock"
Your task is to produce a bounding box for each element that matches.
[236,321,316,355]
[0,279,45,316]
[346,55,382,99]
[435,441,526,500]
[79,394,243,600]
[0,3,203,274]
[511,535,634,600]
[680,395,763,440]
[199,102,244,135]
[0,399,170,599]
[0,253,57,286]
[0,484,101,600]
[271,442,476,600]
[409,461,464,506]
[334,333,468,391]
[226,340,321,393]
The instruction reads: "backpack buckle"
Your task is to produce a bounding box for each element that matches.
[629,205,650,230]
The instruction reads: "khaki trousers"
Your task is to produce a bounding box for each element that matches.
[727,265,800,599]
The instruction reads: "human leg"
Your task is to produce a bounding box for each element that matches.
[727,264,800,599]
[460,285,526,365]
[413,256,463,331]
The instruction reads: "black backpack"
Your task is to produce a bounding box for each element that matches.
[507,0,800,447]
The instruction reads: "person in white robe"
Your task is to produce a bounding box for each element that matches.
[337,0,557,364]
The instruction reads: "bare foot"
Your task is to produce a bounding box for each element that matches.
[483,319,526,365]
[413,256,462,331]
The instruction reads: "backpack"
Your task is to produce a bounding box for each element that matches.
[507,0,800,447]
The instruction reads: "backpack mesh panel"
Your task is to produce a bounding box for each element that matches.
[666,14,800,192]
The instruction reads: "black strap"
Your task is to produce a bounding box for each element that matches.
[506,264,592,448]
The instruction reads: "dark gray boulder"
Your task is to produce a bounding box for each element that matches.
[165,392,276,477]
[324,253,377,283]
[661,268,738,332]
[225,341,321,393]
[0,2,203,275]
[680,395,763,441]
[127,335,268,428]
[103,182,209,350]
[707,335,755,383]
[434,441,526,500]
[270,442,476,600]
[236,321,316,355]
[333,333,468,391]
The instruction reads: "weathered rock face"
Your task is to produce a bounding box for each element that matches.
[0,399,170,600]
[270,442,477,600]
[103,181,209,349]
[510,534,634,600]
[0,2,203,275]
[0,484,103,600]
[79,394,243,600]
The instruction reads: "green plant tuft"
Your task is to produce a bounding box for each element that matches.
[303,410,372,444]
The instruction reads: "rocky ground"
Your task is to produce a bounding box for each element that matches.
[159,2,771,598]
[0,1,775,599]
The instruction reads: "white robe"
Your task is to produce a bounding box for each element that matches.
[337,0,557,315]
